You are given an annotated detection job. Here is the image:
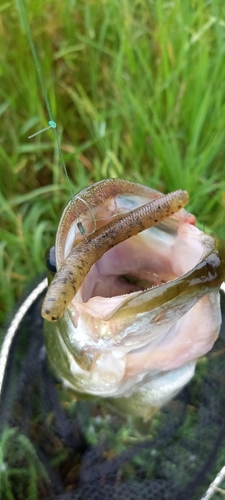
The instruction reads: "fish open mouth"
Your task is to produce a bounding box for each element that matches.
[42,182,193,322]
[69,212,207,325]
[43,180,225,407]
[44,179,223,330]
[79,221,199,303]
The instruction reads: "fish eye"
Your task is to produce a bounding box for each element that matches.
[45,246,57,273]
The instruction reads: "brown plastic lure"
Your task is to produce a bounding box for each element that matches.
[42,189,189,322]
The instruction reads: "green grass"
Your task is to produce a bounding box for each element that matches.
[0,427,48,499]
[1,5,225,496]
[1,0,225,322]
[0,0,225,500]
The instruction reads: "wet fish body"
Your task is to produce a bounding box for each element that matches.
[43,180,225,419]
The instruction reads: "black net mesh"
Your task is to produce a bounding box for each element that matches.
[1,282,225,500]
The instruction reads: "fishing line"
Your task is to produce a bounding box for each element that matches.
[17,0,73,198]
[75,209,131,238]
[17,0,145,243]
[74,195,130,238]
[17,0,114,237]
[17,1,132,239]
[75,195,97,236]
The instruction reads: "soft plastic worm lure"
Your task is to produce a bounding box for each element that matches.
[42,189,189,322]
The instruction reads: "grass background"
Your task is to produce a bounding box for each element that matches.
[1,0,225,323]
[1,1,225,498]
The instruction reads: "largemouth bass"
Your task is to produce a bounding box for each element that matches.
[42,179,225,420]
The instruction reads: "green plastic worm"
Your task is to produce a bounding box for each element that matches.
[42,189,189,322]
